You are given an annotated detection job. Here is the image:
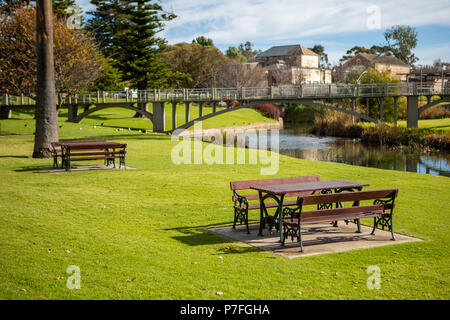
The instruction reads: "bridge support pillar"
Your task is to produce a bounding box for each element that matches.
[394,97,398,126]
[153,102,165,132]
[407,96,419,128]
[0,107,11,119]
[134,102,148,118]
[212,102,217,113]
[172,102,177,130]
[199,102,204,117]
[185,102,190,123]
[351,99,355,124]
[380,99,383,122]
[67,105,78,122]
[0,95,11,119]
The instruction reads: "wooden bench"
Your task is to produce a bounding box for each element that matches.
[58,141,127,171]
[230,176,321,234]
[281,189,399,252]
[51,140,106,168]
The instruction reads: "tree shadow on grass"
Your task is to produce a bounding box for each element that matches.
[166,223,234,246]
[216,245,261,255]
[0,155,29,158]
[165,223,261,254]
[13,165,48,173]
[62,133,171,142]
[97,125,151,132]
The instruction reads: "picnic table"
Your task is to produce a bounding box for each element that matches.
[55,140,127,172]
[250,180,369,242]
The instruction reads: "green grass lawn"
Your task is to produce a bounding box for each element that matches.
[396,118,450,132]
[0,103,274,135]
[0,111,448,300]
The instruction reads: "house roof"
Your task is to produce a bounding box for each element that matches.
[352,53,410,67]
[256,45,318,58]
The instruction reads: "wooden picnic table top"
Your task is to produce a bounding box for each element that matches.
[250,180,369,195]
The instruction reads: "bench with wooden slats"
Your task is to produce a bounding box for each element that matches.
[230,176,321,234]
[57,141,127,171]
[51,140,106,169]
[281,189,399,252]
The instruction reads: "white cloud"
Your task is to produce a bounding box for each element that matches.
[414,42,450,65]
[161,0,450,44]
[77,0,94,12]
[77,0,450,63]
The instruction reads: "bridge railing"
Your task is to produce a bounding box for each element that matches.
[0,94,36,105]
[2,83,449,107]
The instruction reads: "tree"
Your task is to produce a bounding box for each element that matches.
[111,1,176,89]
[384,25,418,66]
[216,63,267,88]
[162,42,228,88]
[414,59,450,73]
[0,0,30,13]
[0,6,102,97]
[53,0,75,17]
[33,0,58,158]
[339,45,378,63]
[87,0,124,58]
[348,69,401,122]
[266,64,304,86]
[0,1,76,16]
[237,41,261,61]
[192,36,214,47]
[225,46,246,62]
[92,58,126,91]
[309,44,330,69]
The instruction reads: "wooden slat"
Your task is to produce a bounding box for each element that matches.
[53,140,106,148]
[301,204,392,219]
[233,190,319,202]
[230,176,320,190]
[69,156,123,161]
[251,180,369,195]
[283,211,383,225]
[69,151,123,156]
[69,143,126,150]
[234,200,298,210]
[301,189,398,206]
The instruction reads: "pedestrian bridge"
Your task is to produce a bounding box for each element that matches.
[1,83,449,132]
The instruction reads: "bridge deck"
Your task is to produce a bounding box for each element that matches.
[1,83,449,107]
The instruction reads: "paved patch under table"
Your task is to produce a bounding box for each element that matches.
[210,222,421,258]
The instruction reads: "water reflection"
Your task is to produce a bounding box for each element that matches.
[276,128,450,177]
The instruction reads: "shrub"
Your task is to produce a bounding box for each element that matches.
[420,105,450,119]
[310,109,363,138]
[250,104,280,120]
[311,111,450,151]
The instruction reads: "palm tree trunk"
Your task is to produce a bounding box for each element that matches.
[33,0,58,158]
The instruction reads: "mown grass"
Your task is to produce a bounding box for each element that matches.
[396,118,450,132]
[0,103,274,135]
[0,110,448,300]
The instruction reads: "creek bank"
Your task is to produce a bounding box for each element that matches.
[174,119,283,137]
[311,118,450,152]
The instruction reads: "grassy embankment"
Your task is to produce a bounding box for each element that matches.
[0,103,275,135]
[0,109,448,300]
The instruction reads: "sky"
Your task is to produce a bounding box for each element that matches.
[77,0,450,66]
